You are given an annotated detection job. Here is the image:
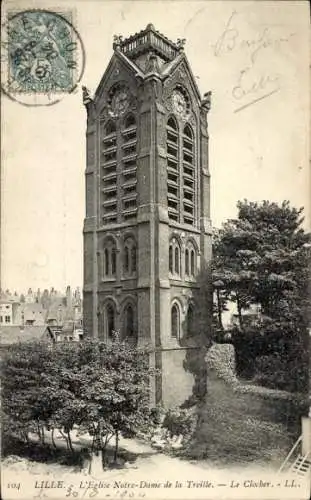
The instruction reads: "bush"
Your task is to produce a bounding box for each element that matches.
[162,407,196,439]
[1,338,157,464]
[253,353,309,392]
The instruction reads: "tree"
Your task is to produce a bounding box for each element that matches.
[212,200,310,391]
[1,341,60,446]
[1,337,156,466]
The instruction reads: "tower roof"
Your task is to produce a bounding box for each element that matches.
[113,23,185,63]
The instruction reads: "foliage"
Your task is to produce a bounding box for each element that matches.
[212,200,310,391]
[1,337,156,465]
[162,407,197,440]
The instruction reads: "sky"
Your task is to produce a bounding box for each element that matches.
[1,0,310,292]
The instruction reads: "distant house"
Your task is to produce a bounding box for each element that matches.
[0,325,55,350]
[54,319,84,342]
[0,299,20,325]
[16,302,46,326]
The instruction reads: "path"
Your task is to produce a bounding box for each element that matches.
[2,431,310,500]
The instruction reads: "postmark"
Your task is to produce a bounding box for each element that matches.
[1,9,85,106]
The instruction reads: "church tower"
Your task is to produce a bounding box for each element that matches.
[83,24,212,407]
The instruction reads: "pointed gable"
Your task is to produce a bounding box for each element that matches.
[94,51,143,105]
[161,53,202,107]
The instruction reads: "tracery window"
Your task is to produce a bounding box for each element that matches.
[101,120,117,224]
[182,124,195,226]
[103,238,117,278]
[171,303,180,339]
[166,117,179,222]
[187,303,195,337]
[166,114,196,227]
[185,241,197,278]
[100,112,138,225]
[104,302,115,338]
[122,114,137,221]
[123,237,137,276]
[169,238,180,276]
[123,303,137,340]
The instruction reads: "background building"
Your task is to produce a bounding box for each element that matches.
[83,24,212,406]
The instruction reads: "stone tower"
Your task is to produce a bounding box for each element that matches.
[83,24,212,407]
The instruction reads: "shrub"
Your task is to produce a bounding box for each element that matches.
[253,353,309,392]
[162,407,196,439]
[1,338,157,465]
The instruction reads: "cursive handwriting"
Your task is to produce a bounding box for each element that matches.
[232,64,281,111]
[212,10,295,112]
[65,484,146,499]
[213,11,239,56]
[213,10,296,61]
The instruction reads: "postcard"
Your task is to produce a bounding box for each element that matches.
[1,1,310,499]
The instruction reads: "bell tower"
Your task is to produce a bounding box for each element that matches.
[83,23,212,407]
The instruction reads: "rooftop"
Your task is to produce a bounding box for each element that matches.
[0,325,53,345]
[114,23,185,63]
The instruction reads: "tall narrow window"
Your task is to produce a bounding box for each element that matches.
[185,241,197,278]
[103,238,117,278]
[111,248,117,275]
[190,250,195,275]
[104,248,109,276]
[185,249,189,275]
[105,304,115,338]
[174,247,179,274]
[125,304,134,337]
[187,303,195,337]
[171,304,179,339]
[169,238,181,277]
[123,238,137,277]
[182,124,195,226]
[124,247,129,272]
[169,245,173,273]
[101,120,117,225]
[122,114,137,221]
[166,117,179,222]
[131,246,137,272]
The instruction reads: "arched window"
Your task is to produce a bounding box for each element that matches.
[171,304,180,339]
[131,246,137,272]
[167,116,178,130]
[124,246,129,272]
[124,304,134,337]
[167,116,179,222]
[187,303,195,337]
[111,248,116,274]
[169,246,173,273]
[182,123,195,226]
[105,120,116,135]
[103,238,117,278]
[122,117,137,221]
[185,241,197,278]
[105,303,115,338]
[169,238,180,277]
[101,121,117,224]
[185,249,189,275]
[104,248,109,276]
[124,114,136,129]
[174,247,179,274]
[123,238,137,276]
[183,124,193,139]
[190,250,195,275]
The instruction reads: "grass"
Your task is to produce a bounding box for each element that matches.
[184,376,302,468]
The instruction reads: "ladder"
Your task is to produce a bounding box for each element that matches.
[279,435,311,479]
[290,453,311,477]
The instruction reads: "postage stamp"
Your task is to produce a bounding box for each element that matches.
[1,9,85,106]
